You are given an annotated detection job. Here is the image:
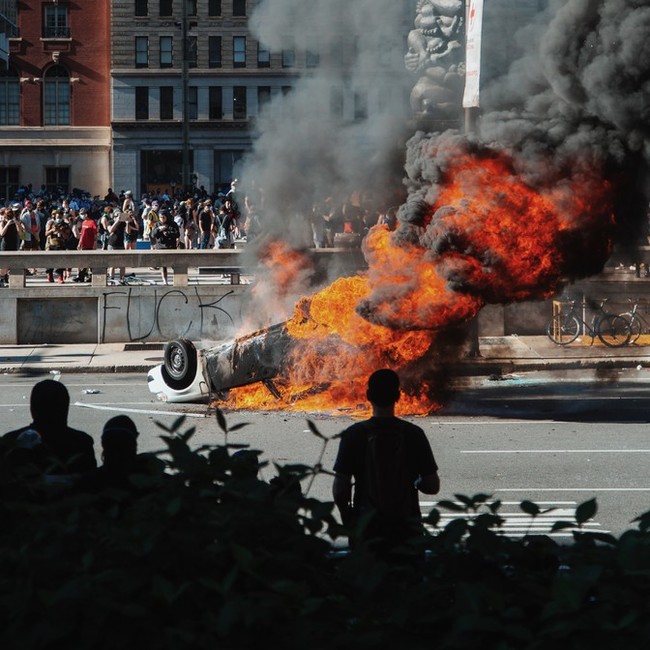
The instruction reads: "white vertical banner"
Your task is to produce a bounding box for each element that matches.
[463,0,484,108]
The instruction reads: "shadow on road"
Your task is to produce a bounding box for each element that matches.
[443,377,650,423]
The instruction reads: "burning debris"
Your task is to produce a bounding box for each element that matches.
[211,0,650,414]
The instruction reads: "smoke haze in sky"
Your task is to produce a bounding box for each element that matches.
[242,0,416,235]
[242,0,650,330]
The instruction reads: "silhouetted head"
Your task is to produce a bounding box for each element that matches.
[101,416,138,468]
[366,369,401,407]
[231,449,261,479]
[30,380,70,426]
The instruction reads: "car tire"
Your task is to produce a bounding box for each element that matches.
[161,339,198,390]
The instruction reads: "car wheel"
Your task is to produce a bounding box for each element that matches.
[161,339,198,390]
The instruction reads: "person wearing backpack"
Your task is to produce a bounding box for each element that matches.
[212,205,235,249]
[332,369,440,556]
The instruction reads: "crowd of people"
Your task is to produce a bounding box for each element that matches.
[0,182,401,286]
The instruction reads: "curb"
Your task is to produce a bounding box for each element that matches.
[0,364,155,375]
[2,358,648,378]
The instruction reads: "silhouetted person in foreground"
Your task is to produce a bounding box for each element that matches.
[77,415,163,494]
[3,379,96,476]
[332,369,440,556]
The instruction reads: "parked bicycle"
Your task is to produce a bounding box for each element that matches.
[546,297,632,347]
[618,298,650,344]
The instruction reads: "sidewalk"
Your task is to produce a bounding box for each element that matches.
[2,336,650,376]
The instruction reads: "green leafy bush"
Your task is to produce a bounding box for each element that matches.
[2,412,650,649]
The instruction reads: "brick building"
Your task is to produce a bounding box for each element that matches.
[1,0,111,199]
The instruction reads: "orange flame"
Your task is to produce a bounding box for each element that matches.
[225,272,443,415]
[222,148,615,415]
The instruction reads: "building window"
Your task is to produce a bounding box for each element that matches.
[232,0,246,16]
[43,65,70,125]
[135,0,148,17]
[43,5,69,39]
[330,86,343,118]
[257,43,270,68]
[233,86,246,120]
[354,91,367,120]
[257,86,271,112]
[160,0,172,16]
[160,86,173,120]
[209,86,222,119]
[186,36,198,68]
[233,36,246,68]
[306,48,320,68]
[188,86,197,120]
[330,38,343,66]
[45,167,70,195]
[0,167,19,202]
[135,86,149,120]
[0,64,19,125]
[160,36,173,68]
[187,0,197,16]
[281,42,295,68]
[214,150,243,189]
[135,36,149,68]
[209,36,222,68]
[208,0,221,16]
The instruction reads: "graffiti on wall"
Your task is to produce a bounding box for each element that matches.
[101,287,238,342]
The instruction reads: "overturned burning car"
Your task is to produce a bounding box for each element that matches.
[147,324,292,404]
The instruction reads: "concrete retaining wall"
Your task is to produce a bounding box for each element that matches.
[2,285,250,345]
[1,249,648,344]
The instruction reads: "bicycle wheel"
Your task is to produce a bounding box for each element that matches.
[546,314,580,345]
[619,312,642,343]
[597,314,632,347]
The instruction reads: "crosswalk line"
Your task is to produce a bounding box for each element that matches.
[420,501,608,538]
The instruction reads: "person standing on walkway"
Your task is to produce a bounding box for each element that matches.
[151,208,179,285]
[44,210,70,283]
[73,208,98,282]
[106,208,127,282]
[199,200,214,249]
[332,369,440,555]
[0,206,23,286]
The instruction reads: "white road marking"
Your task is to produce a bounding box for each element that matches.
[73,402,209,418]
[421,500,607,538]
[496,487,650,492]
[420,501,577,506]
[462,449,650,454]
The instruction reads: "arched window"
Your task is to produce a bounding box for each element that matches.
[0,63,20,125]
[43,65,70,125]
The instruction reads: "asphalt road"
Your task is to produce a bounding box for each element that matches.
[2,368,650,539]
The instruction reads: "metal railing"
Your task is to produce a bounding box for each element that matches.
[43,26,70,39]
[0,248,366,288]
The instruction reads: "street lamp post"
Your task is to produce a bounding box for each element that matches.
[181,0,190,192]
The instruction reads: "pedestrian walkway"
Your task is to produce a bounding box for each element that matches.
[2,335,650,376]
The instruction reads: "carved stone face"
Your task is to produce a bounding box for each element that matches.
[429,0,464,16]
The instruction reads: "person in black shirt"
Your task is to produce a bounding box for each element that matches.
[198,200,214,249]
[3,379,96,477]
[76,415,163,496]
[151,209,179,285]
[0,206,23,286]
[333,369,439,555]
